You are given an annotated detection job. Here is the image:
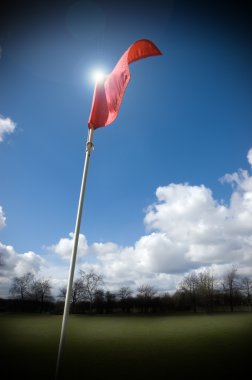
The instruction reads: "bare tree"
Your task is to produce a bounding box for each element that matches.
[241,276,252,311]
[222,266,240,312]
[104,291,116,313]
[179,272,198,313]
[79,270,104,311]
[58,277,84,312]
[94,289,105,313]
[9,272,34,300]
[58,286,67,299]
[30,279,52,311]
[118,286,133,313]
[137,284,156,299]
[197,269,215,312]
[137,284,157,313]
[72,278,84,310]
[118,286,132,301]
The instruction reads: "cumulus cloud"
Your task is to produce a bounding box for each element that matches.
[78,237,190,294]
[144,178,252,269]
[78,147,252,292]
[2,148,252,297]
[247,148,252,166]
[0,115,16,142]
[0,206,6,229]
[48,232,88,260]
[135,233,190,273]
[0,242,46,297]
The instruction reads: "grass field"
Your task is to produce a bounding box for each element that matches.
[0,312,252,379]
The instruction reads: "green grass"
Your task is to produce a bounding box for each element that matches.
[1,313,252,379]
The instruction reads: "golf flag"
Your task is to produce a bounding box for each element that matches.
[56,39,161,379]
[88,39,162,129]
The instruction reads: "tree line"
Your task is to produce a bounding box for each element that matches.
[1,267,251,314]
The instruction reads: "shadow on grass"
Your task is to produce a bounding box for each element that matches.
[1,313,252,380]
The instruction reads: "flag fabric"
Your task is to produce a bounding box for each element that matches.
[88,39,162,129]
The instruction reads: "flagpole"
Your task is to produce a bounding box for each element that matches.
[55,127,94,379]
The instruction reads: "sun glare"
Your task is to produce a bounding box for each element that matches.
[92,70,106,84]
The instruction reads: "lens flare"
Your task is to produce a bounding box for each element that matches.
[92,70,106,83]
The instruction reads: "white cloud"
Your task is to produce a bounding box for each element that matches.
[247,148,252,166]
[0,242,46,297]
[1,148,252,297]
[0,206,6,229]
[144,177,252,270]
[48,232,88,260]
[136,233,193,273]
[95,150,252,290]
[47,148,252,294]
[0,115,16,142]
[14,251,45,276]
[78,242,186,294]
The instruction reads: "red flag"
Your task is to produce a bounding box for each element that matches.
[88,39,162,129]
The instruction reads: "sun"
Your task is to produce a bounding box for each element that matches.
[92,69,106,84]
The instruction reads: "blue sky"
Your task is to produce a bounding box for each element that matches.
[1,0,252,296]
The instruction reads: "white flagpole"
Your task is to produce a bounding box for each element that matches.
[55,127,94,379]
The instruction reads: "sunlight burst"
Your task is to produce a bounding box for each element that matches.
[92,69,106,84]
